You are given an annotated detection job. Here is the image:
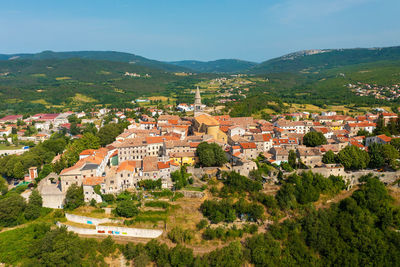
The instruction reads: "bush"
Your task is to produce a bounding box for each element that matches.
[64,184,84,210]
[102,194,115,203]
[115,200,139,218]
[167,227,193,244]
[144,201,169,209]
[196,219,208,230]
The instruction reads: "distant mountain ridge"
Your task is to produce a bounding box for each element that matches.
[168,59,257,73]
[1,45,400,74]
[250,46,400,73]
[0,50,188,72]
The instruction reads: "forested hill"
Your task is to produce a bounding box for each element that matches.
[250,46,400,73]
[0,50,189,72]
[0,58,188,114]
[169,59,257,73]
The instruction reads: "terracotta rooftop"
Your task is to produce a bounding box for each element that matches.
[239,142,257,149]
[83,177,104,186]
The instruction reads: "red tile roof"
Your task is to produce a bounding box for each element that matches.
[83,177,104,186]
[239,142,257,149]
[377,134,392,142]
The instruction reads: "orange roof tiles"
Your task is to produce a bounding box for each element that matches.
[83,177,104,186]
[239,142,257,149]
[157,162,170,169]
[117,161,140,172]
[377,134,392,142]
[80,149,96,156]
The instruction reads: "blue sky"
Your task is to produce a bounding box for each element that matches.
[1,0,399,62]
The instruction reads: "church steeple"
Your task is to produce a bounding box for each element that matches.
[195,86,201,105]
[194,86,203,117]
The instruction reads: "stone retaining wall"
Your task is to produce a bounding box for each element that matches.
[57,222,163,238]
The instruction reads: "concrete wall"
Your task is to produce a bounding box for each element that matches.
[65,213,122,226]
[57,222,163,238]
[0,148,28,156]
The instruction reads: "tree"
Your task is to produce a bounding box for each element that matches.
[322,150,336,164]
[171,166,191,190]
[29,189,43,207]
[64,184,84,210]
[368,143,385,168]
[303,132,327,147]
[38,164,52,181]
[381,144,400,169]
[196,142,227,167]
[288,150,297,169]
[13,161,25,179]
[115,200,139,218]
[97,123,126,147]
[390,138,400,152]
[374,114,391,136]
[0,193,26,227]
[357,129,370,137]
[337,145,370,170]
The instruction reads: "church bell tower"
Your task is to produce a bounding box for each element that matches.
[194,86,203,117]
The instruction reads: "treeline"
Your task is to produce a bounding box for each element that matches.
[0,175,399,266]
[0,188,48,227]
[0,223,118,266]
[0,133,68,179]
[244,175,400,266]
[323,138,400,170]
[274,172,346,210]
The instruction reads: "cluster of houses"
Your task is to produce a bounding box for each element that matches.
[349,82,400,100]
[5,87,394,208]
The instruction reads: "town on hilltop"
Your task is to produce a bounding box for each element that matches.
[1,86,400,210]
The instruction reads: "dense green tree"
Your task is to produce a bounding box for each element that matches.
[97,123,126,147]
[288,150,297,169]
[374,114,391,136]
[196,142,227,167]
[337,145,370,170]
[29,189,43,207]
[64,184,84,210]
[28,227,88,266]
[138,179,162,190]
[171,166,191,190]
[303,132,327,147]
[0,193,26,227]
[322,150,336,164]
[390,138,400,152]
[37,164,52,181]
[12,162,25,179]
[115,200,139,218]
[221,171,262,194]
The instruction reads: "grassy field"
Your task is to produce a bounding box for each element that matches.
[0,144,23,150]
[72,93,97,103]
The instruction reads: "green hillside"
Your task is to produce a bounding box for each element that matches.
[250,46,400,73]
[227,59,400,117]
[0,50,189,72]
[0,58,192,114]
[169,59,257,73]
